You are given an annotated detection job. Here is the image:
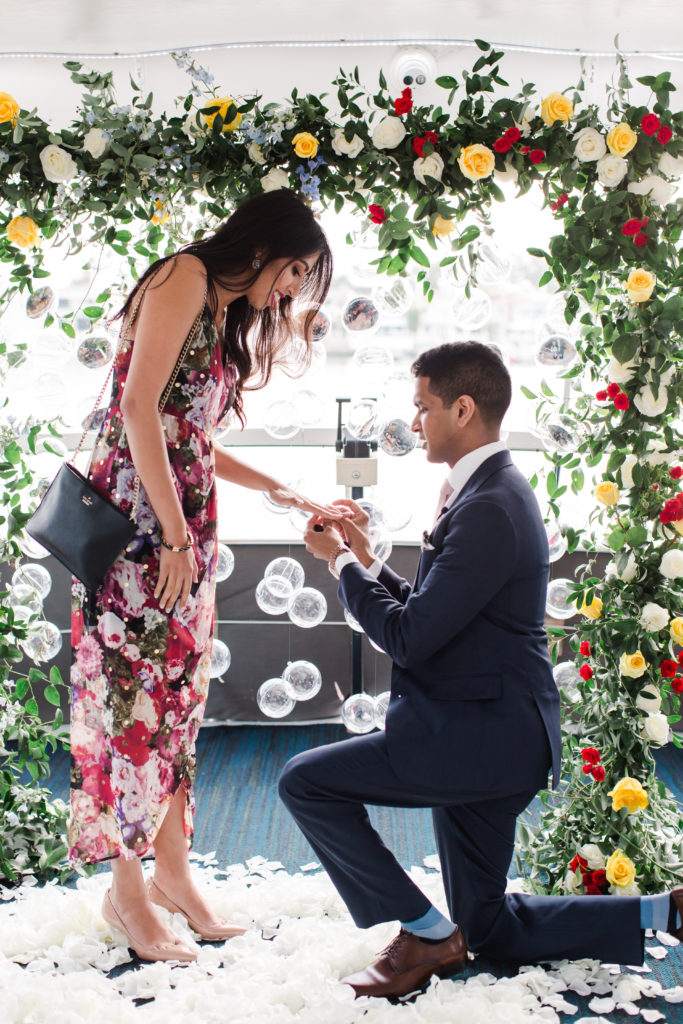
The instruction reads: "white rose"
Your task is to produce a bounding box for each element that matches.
[182,112,203,139]
[660,549,683,578]
[578,843,605,870]
[636,687,662,714]
[642,712,670,746]
[82,127,108,159]
[372,115,407,151]
[564,868,584,895]
[39,143,78,183]
[494,161,519,186]
[606,551,637,582]
[639,602,669,632]
[261,167,290,192]
[619,454,638,488]
[658,152,683,178]
[628,173,675,206]
[413,152,444,185]
[247,142,265,164]
[573,127,606,162]
[634,385,669,418]
[596,154,627,188]
[607,355,638,384]
[645,437,674,466]
[611,882,641,896]
[331,128,364,158]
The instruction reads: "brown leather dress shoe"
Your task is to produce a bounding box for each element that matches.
[341,927,468,999]
[669,886,683,940]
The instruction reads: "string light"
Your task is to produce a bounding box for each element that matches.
[0,37,681,61]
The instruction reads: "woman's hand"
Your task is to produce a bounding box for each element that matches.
[267,485,354,521]
[155,543,199,613]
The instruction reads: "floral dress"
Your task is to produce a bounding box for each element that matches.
[68,290,236,864]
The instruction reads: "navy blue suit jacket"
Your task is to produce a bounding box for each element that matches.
[339,450,562,799]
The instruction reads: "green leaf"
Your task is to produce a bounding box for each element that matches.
[435,75,458,89]
[607,528,626,551]
[15,678,29,700]
[45,685,61,706]
[60,321,76,339]
[408,244,430,268]
[25,697,39,716]
[625,524,648,547]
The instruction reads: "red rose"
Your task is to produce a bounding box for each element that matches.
[494,137,512,153]
[672,677,683,694]
[369,203,387,225]
[580,641,592,656]
[529,149,545,164]
[614,392,630,410]
[413,130,437,157]
[505,126,521,142]
[670,467,683,479]
[622,218,642,237]
[660,659,677,678]
[591,765,606,782]
[634,233,648,247]
[660,496,683,524]
[606,382,620,398]
[657,125,673,145]
[583,764,594,774]
[569,854,588,872]
[591,869,607,886]
[393,87,413,116]
[581,747,601,765]
[521,146,529,154]
[585,883,602,895]
[596,390,608,401]
[678,651,683,665]
[580,664,593,681]
[642,113,661,135]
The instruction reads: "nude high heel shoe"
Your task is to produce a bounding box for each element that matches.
[101,889,197,962]
[147,877,247,941]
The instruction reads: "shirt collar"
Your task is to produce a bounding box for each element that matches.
[445,440,508,507]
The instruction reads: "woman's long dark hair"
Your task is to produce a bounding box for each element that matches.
[114,190,333,425]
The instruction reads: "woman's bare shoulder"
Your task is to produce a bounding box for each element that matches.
[150,252,206,290]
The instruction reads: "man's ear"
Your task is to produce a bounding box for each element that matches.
[454,395,477,425]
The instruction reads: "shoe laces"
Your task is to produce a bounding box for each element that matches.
[381,930,410,970]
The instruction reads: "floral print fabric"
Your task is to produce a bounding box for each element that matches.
[68,301,235,864]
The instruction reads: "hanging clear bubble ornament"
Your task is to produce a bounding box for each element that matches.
[341,693,376,734]
[553,661,581,701]
[263,480,299,516]
[283,660,322,701]
[209,638,231,677]
[293,389,325,428]
[26,287,56,319]
[18,534,50,560]
[215,544,235,582]
[32,330,72,362]
[537,415,581,455]
[482,341,510,368]
[255,579,290,616]
[76,335,114,369]
[371,532,392,562]
[344,608,364,633]
[21,621,62,663]
[287,587,327,628]
[544,293,569,333]
[535,334,577,374]
[352,344,393,380]
[475,241,512,286]
[349,225,381,287]
[371,278,414,319]
[451,287,492,331]
[7,584,43,619]
[288,505,313,533]
[11,563,52,600]
[264,399,300,440]
[545,519,568,563]
[379,499,412,533]
[257,678,296,719]
[378,418,418,457]
[347,398,381,441]
[294,305,331,344]
[81,407,107,433]
[546,578,577,620]
[374,691,392,730]
[264,557,305,599]
[379,371,414,415]
[342,297,381,335]
[34,372,69,418]
[308,341,328,374]
[356,499,385,530]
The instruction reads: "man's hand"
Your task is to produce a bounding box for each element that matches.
[331,499,376,568]
[303,518,347,561]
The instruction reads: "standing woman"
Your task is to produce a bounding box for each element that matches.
[69,190,339,961]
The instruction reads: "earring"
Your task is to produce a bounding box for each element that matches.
[252,257,261,270]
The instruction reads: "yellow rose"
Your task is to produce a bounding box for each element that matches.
[619,651,648,678]
[457,143,495,182]
[605,848,637,887]
[626,268,656,304]
[6,215,40,248]
[432,214,455,237]
[578,596,602,620]
[292,132,319,159]
[202,96,242,132]
[541,92,574,127]
[0,91,19,125]
[606,122,637,157]
[674,522,683,537]
[594,481,620,507]
[670,617,683,643]
[609,777,649,814]
[151,200,169,225]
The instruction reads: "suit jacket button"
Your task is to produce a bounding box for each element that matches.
[397,693,402,698]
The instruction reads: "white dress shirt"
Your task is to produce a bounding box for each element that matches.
[334,440,509,577]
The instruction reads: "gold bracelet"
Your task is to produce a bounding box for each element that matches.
[328,543,350,579]
[160,532,192,552]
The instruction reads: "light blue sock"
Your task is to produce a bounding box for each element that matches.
[401,904,456,941]
[640,893,677,932]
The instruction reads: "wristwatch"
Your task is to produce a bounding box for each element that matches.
[328,543,350,579]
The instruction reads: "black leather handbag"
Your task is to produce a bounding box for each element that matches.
[26,278,206,592]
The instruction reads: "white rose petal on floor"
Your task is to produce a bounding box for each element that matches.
[0,860,679,1024]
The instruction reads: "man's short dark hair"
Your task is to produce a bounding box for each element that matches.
[411,341,512,425]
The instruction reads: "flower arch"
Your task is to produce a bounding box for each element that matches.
[1,41,682,889]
